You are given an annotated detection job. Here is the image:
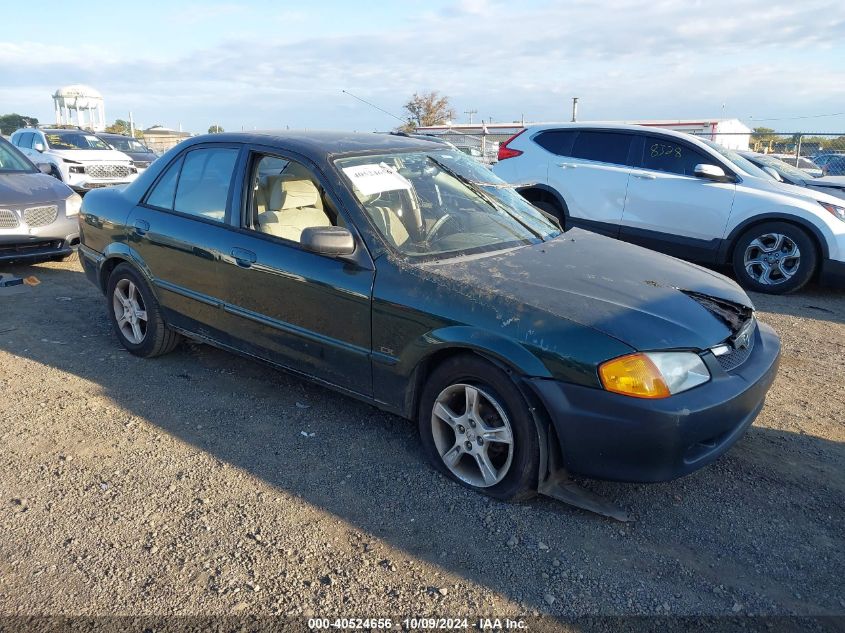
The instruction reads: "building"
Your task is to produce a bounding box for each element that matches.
[53,84,106,131]
[621,118,752,150]
[141,125,191,153]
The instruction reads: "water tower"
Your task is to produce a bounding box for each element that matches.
[53,84,105,131]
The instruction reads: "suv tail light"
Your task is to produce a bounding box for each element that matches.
[497,129,527,161]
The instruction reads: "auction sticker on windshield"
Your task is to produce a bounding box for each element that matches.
[342,163,412,196]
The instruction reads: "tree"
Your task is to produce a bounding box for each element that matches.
[0,113,39,135]
[105,119,131,135]
[208,124,224,134]
[398,91,455,133]
[749,127,783,152]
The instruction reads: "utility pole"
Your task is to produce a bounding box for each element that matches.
[464,109,478,124]
[129,111,135,137]
[571,97,579,122]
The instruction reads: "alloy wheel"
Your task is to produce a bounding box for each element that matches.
[743,232,801,286]
[112,278,148,344]
[430,383,514,488]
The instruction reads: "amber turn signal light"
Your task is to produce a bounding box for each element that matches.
[599,353,672,399]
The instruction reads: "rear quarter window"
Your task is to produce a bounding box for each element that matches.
[534,130,577,156]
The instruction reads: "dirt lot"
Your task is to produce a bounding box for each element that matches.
[0,258,843,623]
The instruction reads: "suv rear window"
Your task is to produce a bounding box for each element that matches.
[570,131,632,165]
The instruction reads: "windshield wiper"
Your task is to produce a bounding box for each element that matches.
[426,156,546,240]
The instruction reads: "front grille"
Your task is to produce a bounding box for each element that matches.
[716,325,756,372]
[23,205,58,227]
[0,209,19,229]
[84,164,131,179]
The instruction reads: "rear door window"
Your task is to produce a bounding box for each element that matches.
[640,135,709,176]
[172,148,239,222]
[571,132,633,166]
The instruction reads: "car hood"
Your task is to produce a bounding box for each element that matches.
[122,151,157,163]
[808,176,845,189]
[0,172,73,205]
[421,229,753,351]
[49,149,132,163]
[750,174,845,206]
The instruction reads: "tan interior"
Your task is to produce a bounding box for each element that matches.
[256,176,332,242]
[368,205,409,247]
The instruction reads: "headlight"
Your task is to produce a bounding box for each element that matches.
[599,352,710,399]
[819,201,845,222]
[65,193,82,217]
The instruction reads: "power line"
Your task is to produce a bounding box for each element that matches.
[750,111,845,122]
[342,90,406,123]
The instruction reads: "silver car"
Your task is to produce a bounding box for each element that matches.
[0,136,81,263]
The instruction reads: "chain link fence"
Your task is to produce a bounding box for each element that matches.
[693,131,845,176]
[429,130,511,165]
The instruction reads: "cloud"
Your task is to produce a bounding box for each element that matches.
[2,0,843,131]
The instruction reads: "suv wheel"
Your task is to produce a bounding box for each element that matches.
[106,263,181,357]
[732,222,817,294]
[418,355,539,501]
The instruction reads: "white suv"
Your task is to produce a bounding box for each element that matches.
[10,128,138,193]
[493,123,845,294]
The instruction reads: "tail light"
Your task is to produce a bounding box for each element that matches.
[497,129,527,161]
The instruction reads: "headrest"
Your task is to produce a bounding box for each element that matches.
[268,176,320,211]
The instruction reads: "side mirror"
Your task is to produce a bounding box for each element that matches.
[694,163,731,182]
[301,226,355,257]
[762,166,783,182]
[33,142,45,152]
[36,163,53,175]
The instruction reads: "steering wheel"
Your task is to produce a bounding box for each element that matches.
[427,213,453,242]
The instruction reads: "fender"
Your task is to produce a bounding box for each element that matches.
[397,325,554,380]
[720,212,831,262]
[98,242,160,299]
[515,183,569,216]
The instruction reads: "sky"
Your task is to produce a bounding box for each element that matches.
[2,0,844,134]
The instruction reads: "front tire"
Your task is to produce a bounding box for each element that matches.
[106,263,181,357]
[418,355,539,501]
[732,221,817,294]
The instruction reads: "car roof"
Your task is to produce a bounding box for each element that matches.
[522,121,705,143]
[180,130,441,159]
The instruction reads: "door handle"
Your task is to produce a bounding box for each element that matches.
[558,162,578,169]
[231,247,257,268]
[633,172,657,180]
[133,219,150,235]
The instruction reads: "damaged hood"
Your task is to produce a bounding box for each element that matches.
[422,229,754,351]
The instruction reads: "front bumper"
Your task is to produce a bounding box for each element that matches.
[529,322,781,482]
[819,258,845,288]
[0,216,79,263]
[65,171,137,193]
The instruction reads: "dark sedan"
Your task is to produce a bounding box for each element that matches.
[78,131,780,504]
[97,132,159,172]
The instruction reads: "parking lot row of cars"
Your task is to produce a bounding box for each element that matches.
[9,127,158,192]
[0,128,159,263]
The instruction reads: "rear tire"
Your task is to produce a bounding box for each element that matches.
[731,221,817,294]
[106,263,181,357]
[418,355,539,501]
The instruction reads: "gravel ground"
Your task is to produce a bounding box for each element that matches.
[0,258,843,624]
